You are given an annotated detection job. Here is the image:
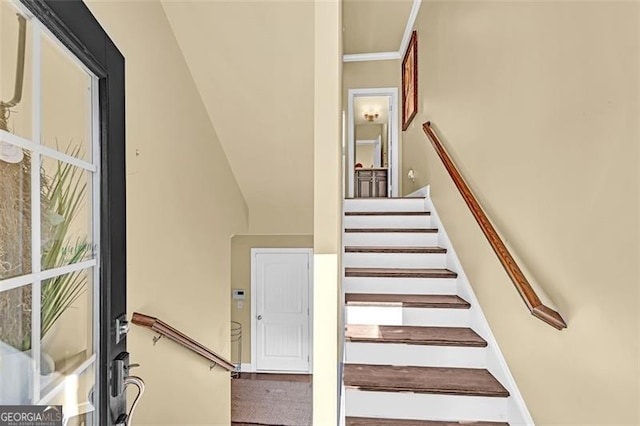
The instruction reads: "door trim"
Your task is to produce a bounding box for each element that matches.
[249,248,313,374]
[347,88,399,198]
[18,1,126,423]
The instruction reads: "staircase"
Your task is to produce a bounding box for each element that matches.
[341,196,533,425]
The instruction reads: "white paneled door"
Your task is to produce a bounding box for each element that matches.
[253,249,312,373]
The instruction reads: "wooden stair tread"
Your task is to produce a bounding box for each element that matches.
[345,211,431,216]
[346,325,487,347]
[346,294,470,309]
[345,267,458,278]
[345,246,447,254]
[345,228,438,233]
[346,418,509,426]
[344,364,509,397]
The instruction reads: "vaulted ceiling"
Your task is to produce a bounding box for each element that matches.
[343,0,414,55]
[161,1,314,233]
[160,1,413,233]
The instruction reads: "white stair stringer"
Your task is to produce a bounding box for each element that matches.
[341,192,535,426]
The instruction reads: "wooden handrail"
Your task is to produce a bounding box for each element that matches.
[131,312,236,371]
[422,122,567,330]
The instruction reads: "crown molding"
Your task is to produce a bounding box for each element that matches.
[342,0,422,63]
[343,51,401,62]
[399,0,422,55]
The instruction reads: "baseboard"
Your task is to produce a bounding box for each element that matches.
[238,363,312,375]
[406,184,430,198]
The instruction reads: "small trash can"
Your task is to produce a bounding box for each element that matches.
[231,321,242,378]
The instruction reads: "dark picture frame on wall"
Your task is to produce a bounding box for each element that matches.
[402,30,418,131]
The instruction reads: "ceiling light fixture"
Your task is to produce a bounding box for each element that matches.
[364,113,379,122]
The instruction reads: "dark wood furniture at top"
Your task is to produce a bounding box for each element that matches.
[422,122,566,330]
[355,168,388,198]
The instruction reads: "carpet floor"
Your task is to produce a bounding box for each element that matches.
[231,379,312,426]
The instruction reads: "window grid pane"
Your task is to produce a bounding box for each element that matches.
[0,150,32,280]
[0,2,99,413]
[0,283,34,404]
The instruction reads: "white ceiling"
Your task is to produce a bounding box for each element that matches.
[354,96,390,125]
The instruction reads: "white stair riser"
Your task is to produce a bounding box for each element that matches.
[344,215,432,229]
[345,306,470,327]
[344,232,438,247]
[343,252,446,268]
[343,277,457,295]
[341,196,532,426]
[345,198,426,212]
[345,342,486,368]
[345,390,508,422]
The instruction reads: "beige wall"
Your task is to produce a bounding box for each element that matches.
[355,124,382,167]
[403,2,639,424]
[354,124,382,167]
[230,235,313,364]
[313,0,342,424]
[247,207,313,235]
[356,123,382,141]
[343,60,401,194]
[355,143,375,168]
[86,2,248,425]
[343,60,400,94]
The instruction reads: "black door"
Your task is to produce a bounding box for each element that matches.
[17,1,127,424]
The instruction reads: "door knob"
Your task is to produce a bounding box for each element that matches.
[257,315,262,320]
